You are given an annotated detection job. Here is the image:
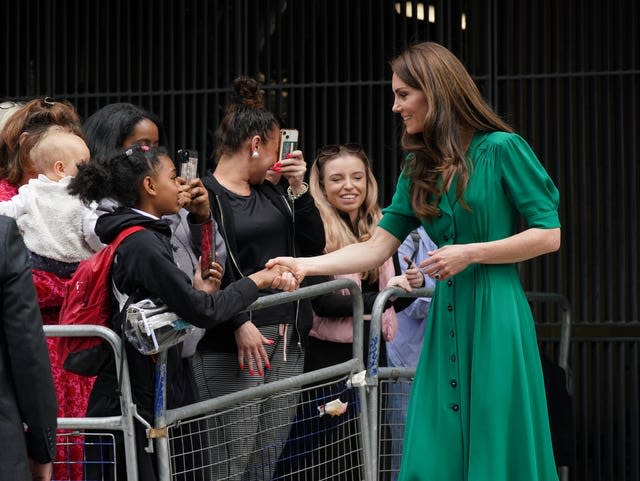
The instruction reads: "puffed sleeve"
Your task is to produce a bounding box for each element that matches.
[497,133,561,229]
[379,171,421,242]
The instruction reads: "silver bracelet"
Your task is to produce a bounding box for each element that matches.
[287,181,309,201]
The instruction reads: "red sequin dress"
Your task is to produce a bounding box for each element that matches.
[0,178,94,480]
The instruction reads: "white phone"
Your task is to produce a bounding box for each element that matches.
[278,129,299,162]
[177,149,199,181]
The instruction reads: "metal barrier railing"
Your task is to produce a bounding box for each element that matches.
[366,288,572,481]
[365,286,433,480]
[44,283,573,480]
[44,324,142,481]
[154,279,374,481]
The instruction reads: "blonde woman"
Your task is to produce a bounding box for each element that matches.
[294,144,414,480]
[306,144,412,370]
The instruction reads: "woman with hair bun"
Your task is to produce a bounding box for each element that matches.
[196,76,325,479]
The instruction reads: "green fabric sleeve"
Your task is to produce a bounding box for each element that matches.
[496,133,561,229]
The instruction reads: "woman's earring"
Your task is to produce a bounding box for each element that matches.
[251,151,259,159]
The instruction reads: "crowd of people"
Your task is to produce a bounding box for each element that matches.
[0,41,561,481]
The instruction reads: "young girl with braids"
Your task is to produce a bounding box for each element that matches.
[68,144,297,481]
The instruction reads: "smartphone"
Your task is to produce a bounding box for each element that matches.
[200,220,215,279]
[177,149,199,181]
[278,129,299,162]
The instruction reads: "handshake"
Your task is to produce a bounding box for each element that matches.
[196,256,305,294]
[249,261,302,292]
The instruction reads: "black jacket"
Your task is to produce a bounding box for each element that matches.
[0,216,57,479]
[199,174,325,353]
[88,208,260,418]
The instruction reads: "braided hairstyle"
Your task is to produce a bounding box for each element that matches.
[69,145,169,208]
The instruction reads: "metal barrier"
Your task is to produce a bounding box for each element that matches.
[153,279,374,481]
[366,288,572,481]
[44,324,142,481]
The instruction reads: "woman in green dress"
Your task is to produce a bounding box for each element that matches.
[268,41,560,481]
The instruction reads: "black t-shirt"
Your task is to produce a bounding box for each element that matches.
[223,187,294,323]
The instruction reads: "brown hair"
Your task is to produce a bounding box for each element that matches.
[390,42,513,220]
[213,76,279,160]
[0,98,83,186]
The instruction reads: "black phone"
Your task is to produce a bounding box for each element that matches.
[177,149,199,181]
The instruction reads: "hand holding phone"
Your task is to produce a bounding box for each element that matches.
[403,255,425,288]
[274,129,299,171]
[200,219,216,279]
[403,255,418,270]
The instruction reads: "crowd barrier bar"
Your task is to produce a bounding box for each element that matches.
[366,286,433,480]
[154,279,375,481]
[44,324,141,481]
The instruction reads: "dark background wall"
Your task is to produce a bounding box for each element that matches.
[2,1,638,479]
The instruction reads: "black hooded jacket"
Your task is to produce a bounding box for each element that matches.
[88,207,260,417]
[199,174,325,353]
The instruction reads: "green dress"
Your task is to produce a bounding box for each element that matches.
[379,131,561,481]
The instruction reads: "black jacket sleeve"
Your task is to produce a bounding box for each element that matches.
[0,217,57,463]
[112,230,259,329]
[290,189,326,257]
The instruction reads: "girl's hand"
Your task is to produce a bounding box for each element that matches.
[249,266,299,291]
[265,256,306,285]
[235,321,273,376]
[180,178,211,223]
[270,269,299,291]
[420,244,472,281]
[193,260,223,294]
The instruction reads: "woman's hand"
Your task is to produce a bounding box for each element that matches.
[279,150,307,193]
[178,177,211,223]
[270,269,299,291]
[193,260,223,294]
[265,256,307,285]
[386,274,413,292]
[420,244,472,281]
[249,265,299,291]
[29,459,52,481]
[402,256,425,288]
[235,321,274,375]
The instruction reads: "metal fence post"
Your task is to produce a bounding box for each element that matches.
[366,286,433,480]
[44,324,140,481]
